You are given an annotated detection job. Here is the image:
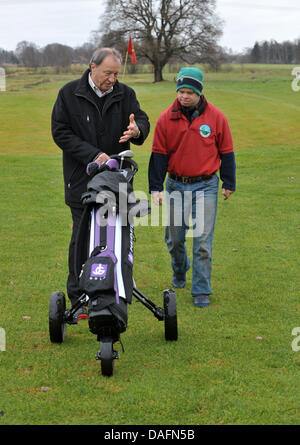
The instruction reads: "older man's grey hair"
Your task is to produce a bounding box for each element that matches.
[89,48,123,67]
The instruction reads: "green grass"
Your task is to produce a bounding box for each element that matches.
[0,65,299,425]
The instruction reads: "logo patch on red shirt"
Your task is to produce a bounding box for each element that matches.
[200,124,211,138]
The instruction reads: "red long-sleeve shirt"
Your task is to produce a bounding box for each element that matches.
[152,98,234,177]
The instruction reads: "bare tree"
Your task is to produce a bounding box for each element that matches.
[15,41,41,67]
[97,0,223,82]
[43,43,73,68]
[73,42,97,64]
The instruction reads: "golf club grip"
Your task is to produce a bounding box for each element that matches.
[86,161,100,176]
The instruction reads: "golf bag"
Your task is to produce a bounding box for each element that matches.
[74,156,149,341]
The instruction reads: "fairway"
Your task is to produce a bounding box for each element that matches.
[0,64,299,425]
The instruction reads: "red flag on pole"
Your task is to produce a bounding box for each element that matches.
[127,35,137,65]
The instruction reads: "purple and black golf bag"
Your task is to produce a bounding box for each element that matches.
[75,153,145,340]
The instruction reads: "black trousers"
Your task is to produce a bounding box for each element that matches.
[67,205,84,305]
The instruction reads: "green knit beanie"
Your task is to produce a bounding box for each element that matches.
[176,67,204,96]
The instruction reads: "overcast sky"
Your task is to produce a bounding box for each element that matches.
[0,0,299,53]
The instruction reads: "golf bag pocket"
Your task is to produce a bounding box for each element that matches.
[79,255,116,298]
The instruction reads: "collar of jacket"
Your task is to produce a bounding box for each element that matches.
[170,96,207,120]
[74,69,123,103]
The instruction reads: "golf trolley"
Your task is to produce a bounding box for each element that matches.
[49,150,177,377]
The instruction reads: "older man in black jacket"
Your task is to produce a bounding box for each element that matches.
[51,47,150,321]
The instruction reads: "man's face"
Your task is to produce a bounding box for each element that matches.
[177,88,200,108]
[90,55,121,92]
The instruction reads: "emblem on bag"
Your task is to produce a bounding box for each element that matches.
[91,263,108,279]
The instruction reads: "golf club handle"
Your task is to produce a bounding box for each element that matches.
[86,158,120,176]
[86,161,100,176]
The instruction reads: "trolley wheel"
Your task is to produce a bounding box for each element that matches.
[49,291,66,343]
[100,339,114,377]
[163,289,178,341]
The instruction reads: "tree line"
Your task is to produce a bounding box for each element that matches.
[248,39,300,64]
[0,0,299,82]
[0,41,96,69]
[0,0,224,81]
[2,37,299,70]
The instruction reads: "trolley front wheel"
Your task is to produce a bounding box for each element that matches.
[100,339,115,377]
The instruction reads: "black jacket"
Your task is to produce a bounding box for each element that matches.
[51,69,150,207]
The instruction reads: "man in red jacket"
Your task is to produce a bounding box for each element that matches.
[148,67,236,307]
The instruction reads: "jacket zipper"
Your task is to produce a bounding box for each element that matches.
[66,94,102,190]
[75,93,101,119]
[74,91,122,117]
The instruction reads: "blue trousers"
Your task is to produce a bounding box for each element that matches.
[165,174,219,296]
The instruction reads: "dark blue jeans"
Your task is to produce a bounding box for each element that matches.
[165,174,219,296]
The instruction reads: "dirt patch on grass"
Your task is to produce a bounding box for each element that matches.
[24,79,51,89]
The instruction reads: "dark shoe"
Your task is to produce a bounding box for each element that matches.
[172,258,191,288]
[74,306,88,323]
[172,273,186,288]
[193,295,210,307]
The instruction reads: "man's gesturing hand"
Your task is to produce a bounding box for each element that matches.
[119,113,140,143]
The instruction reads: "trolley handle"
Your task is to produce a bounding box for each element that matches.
[86,158,119,176]
[86,156,138,178]
[86,149,138,177]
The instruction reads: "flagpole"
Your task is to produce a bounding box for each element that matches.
[122,51,129,81]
